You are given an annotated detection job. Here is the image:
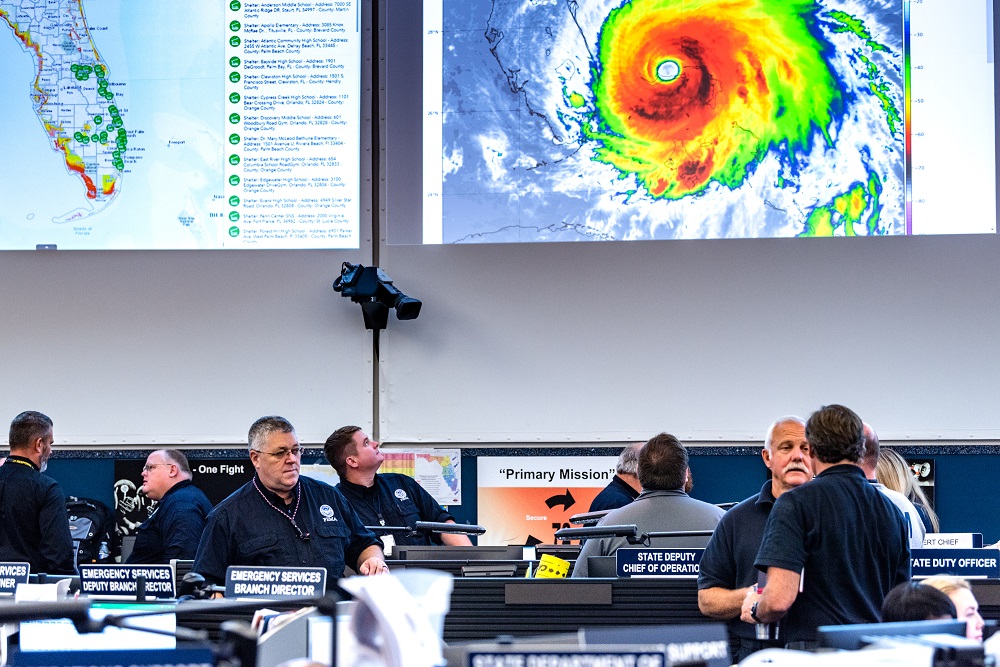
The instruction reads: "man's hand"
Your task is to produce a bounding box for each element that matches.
[357,544,390,576]
[358,556,390,575]
[740,587,761,624]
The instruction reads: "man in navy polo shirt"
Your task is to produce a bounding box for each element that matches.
[127,449,212,563]
[697,416,811,661]
[193,416,388,588]
[325,425,471,552]
[740,404,910,647]
[589,442,643,512]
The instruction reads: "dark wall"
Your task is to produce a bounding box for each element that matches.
[42,447,996,544]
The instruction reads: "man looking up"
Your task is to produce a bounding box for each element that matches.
[589,442,643,512]
[861,423,925,551]
[571,433,724,577]
[194,416,388,587]
[0,411,75,574]
[698,416,812,661]
[741,405,910,648]
[127,449,212,563]
[326,426,472,550]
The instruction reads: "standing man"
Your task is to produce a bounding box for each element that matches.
[325,426,472,549]
[572,433,725,577]
[589,442,643,512]
[127,449,212,563]
[0,411,75,574]
[861,423,925,551]
[698,416,812,661]
[194,416,388,587]
[741,405,910,648]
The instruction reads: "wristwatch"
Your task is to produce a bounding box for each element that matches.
[750,601,763,623]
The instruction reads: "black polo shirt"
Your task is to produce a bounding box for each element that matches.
[755,464,910,642]
[338,473,454,547]
[0,456,75,574]
[698,480,776,640]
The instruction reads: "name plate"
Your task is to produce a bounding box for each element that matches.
[922,533,984,549]
[225,566,326,598]
[0,562,29,596]
[470,650,667,667]
[911,549,1000,579]
[79,564,175,598]
[616,549,704,578]
[583,624,730,667]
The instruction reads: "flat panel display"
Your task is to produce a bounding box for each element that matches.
[0,0,362,249]
[388,0,997,243]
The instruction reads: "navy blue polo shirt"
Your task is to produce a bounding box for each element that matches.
[589,475,640,512]
[193,475,381,587]
[755,464,911,642]
[698,480,776,640]
[128,480,213,563]
[338,473,454,547]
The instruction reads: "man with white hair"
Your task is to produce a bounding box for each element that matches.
[697,416,813,661]
[589,442,643,512]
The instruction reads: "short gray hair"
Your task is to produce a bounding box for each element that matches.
[248,416,295,451]
[616,442,643,475]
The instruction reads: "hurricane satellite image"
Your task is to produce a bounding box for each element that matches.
[431,0,904,242]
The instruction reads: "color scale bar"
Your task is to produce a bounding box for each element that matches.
[904,0,912,234]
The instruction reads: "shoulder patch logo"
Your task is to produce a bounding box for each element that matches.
[394,489,408,501]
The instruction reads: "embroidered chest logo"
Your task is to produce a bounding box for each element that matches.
[319,504,338,522]
[394,489,408,501]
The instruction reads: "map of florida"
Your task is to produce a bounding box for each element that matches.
[0,1,126,222]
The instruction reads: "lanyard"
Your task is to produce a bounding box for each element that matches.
[253,478,310,541]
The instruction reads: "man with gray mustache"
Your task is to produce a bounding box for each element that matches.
[697,416,813,662]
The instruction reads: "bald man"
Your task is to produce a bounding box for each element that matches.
[127,449,212,563]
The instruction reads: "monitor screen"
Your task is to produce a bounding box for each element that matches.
[388,0,998,243]
[0,1,363,249]
[18,602,176,652]
[816,618,968,650]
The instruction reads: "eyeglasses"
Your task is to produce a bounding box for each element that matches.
[142,463,173,472]
[255,446,305,459]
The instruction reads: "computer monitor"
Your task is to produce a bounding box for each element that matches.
[390,545,523,561]
[816,619,968,650]
[583,556,618,578]
[535,544,582,561]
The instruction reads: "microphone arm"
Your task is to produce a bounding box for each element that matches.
[364,522,486,537]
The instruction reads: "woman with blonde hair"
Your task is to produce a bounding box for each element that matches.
[922,576,985,641]
[876,448,939,533]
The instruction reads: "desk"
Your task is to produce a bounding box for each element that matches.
[443,578,708,643]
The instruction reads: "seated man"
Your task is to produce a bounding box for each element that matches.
[128,449,212,563]
[193,416,388,587]
[572,433,725,577]
[325,425,472,549]
[589,442,642,512]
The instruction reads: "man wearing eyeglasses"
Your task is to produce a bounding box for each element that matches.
[127,449,212,563]
[193,416,388,588]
